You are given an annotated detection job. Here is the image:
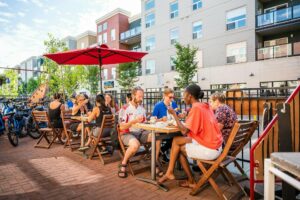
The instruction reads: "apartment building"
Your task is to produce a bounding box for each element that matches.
[95,8,142,92]
[140,0,300,90]
[18,56,43,83]
[76,31,97,49]
[62,36,77,50]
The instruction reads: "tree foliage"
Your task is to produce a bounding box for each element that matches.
[117,62,139,90]
[173,43,198,89]
[0,69,18,96]
[27,77,39,94]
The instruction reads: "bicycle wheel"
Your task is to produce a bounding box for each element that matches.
[7,130,18,147]
[27,117,40,139]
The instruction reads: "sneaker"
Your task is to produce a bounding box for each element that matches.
[72,131,79,137]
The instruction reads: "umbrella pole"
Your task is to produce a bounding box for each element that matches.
[98,48,103,94]
[99,64,102,94]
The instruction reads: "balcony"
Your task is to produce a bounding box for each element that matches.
[120,26,141,45]
[257,42,300,60]
[256,4,300,35]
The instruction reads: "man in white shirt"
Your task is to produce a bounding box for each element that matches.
[118,87,162,178]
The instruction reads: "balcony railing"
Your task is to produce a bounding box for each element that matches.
[120,26,141,41]
[256,4,300,27]
[257,42,300,60]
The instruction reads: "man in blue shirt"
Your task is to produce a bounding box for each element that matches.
[152,88,180,121]
[152,88,184,164]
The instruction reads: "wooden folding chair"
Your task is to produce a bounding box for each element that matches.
[227,120,259,181]
[88,115,115,165]
[117,125,151,176]
[61,110,81,151]
[32,111,60,149]
[190,121,258,199]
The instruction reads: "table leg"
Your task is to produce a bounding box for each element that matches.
[151,130,156,180]
[78,120,89,154]
[136,130,169,192]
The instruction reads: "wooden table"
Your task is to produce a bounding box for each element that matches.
[264,153,300,200]
[132,122,180,192]
[71,115,89,152]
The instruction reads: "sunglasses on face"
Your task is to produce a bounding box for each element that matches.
[168,96,174,99]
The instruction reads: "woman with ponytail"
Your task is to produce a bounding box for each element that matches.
[158,84,223,188]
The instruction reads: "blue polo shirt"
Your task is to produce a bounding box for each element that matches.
[152,101,178,119]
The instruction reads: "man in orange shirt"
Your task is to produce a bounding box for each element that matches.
[158,84,223,188]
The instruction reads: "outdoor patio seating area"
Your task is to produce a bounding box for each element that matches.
[0,135,247,200]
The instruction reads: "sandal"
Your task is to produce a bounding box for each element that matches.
[118,164,128,178]
[178,180,196,188]
[156,164,164,177]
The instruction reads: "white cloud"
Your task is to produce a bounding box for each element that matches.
[0,18,9,23]
[0,12,15,18]
[17,0,29,3]
[31,0,43,7]
[18,12,26,17]
[33,18,46,24]
[0,1,8,7]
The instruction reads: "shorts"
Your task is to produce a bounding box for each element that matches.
[70,122,80,132]
[186,139,222,160]
[92,127,112,138]
[121,131,150,146]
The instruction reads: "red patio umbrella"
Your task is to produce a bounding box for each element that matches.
[43,44,147,93]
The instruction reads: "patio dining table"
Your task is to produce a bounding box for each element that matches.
[132,122,181,192]
[71,115,89,154]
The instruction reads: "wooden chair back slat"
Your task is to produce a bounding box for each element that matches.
[229,121,258,157]
[88,114,115,164]
[32,110,59,149]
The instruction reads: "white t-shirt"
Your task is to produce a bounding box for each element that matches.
[119,102,146,133]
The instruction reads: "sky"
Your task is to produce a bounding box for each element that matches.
[0,0,141,69]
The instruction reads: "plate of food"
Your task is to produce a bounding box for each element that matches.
[155,121,168,128]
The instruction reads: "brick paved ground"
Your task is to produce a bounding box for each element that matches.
[0,135,246,200]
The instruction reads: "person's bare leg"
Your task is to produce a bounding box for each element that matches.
[178,146,195,187]
[120,138,140,174]
[158,136,190,183]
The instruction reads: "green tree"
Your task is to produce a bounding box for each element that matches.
[42,33,68,96]
[86,66,99,95]
[0,74,6,86]
[0,69,18,96]
[173,43,198,89]
[27,77,39,94]
[18,78,27,95]
[117,62,139,90]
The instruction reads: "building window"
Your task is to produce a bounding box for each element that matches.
[226,41,247,64]
[170,28,179,45]
[193,0,202,10]
[98,24,102,33]
[103,33,107,44]
[145,12,155,28]
[103,22,108,31]
[112,68,116,79]
[103,69,108,80]
[170,1,178,19]
[145,0,155,11]
[210,83,246,90]
[170,55,176,71]
[98,34,102,44]
[81,42,85,49]
[192,21,202,39]
[111,29,116,41]
[146,60,155,75]
[145,36,155,51]
[226,7,246,31]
